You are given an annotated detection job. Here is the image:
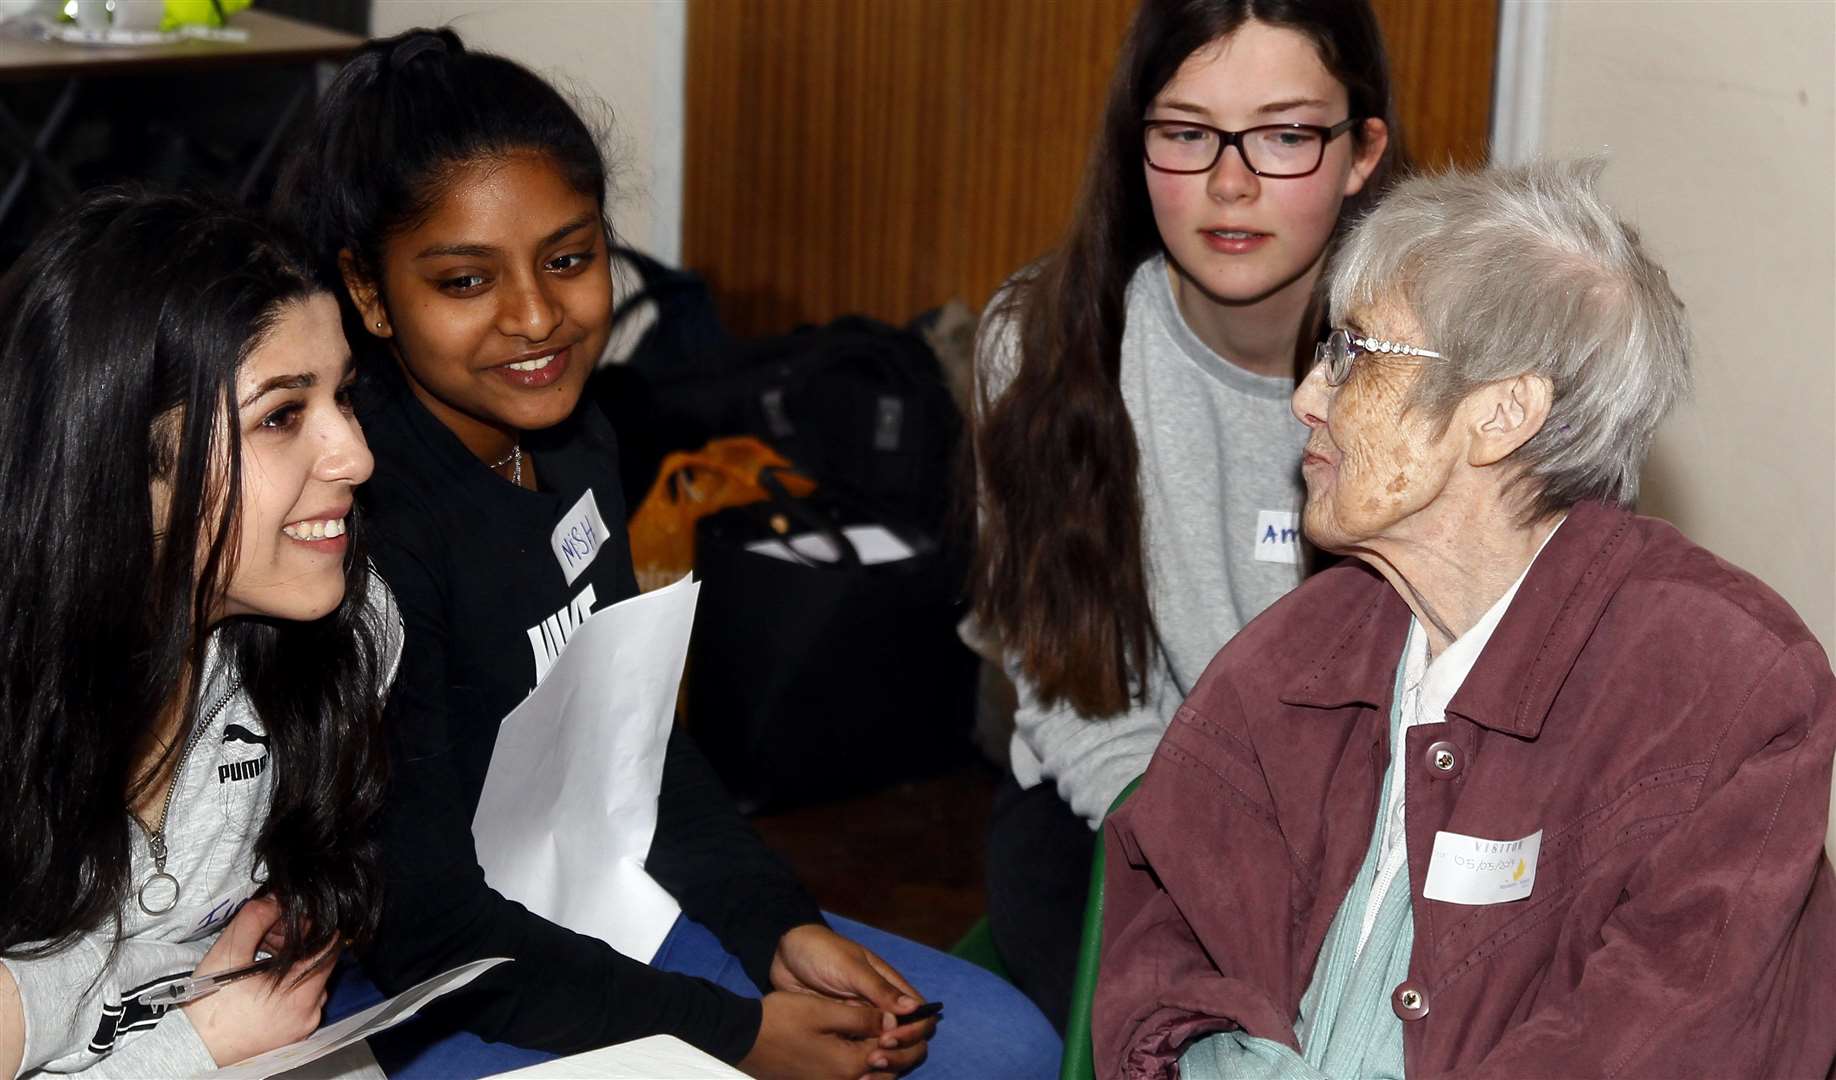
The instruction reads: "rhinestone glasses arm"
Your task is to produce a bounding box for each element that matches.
[1353,336,1442,359]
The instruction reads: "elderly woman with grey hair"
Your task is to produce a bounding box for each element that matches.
[1091,160,1836,1080]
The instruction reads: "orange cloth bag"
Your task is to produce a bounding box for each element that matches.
[627,435,816,592]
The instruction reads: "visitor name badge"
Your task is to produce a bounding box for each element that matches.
[552,489,610,585]
[1423,828,1543,905]
[1253,509,1302,564]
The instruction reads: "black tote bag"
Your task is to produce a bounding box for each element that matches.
[685,472,978,812]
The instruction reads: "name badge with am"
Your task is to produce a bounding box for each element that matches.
[551,489,610,586]
[1252,509,1302,564]
[1424,828,1543,905]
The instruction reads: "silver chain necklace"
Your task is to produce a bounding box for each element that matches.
[489,443,523,486]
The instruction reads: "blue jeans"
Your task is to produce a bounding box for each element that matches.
[325,913,1060,1079]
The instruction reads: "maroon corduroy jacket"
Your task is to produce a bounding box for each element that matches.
[1095,500,1836,1079]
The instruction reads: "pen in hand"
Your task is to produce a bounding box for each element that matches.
[136,954,278,1007]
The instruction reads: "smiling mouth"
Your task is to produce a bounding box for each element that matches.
[504,353,556,372]
[282,517,348,541]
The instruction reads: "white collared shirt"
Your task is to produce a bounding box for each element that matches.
[1354,519,1565,960]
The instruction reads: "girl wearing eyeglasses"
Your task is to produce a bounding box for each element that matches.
[970,0,1396,1030]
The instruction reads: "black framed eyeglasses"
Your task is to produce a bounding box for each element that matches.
[1315,328,1442,387]
[1143,117,1360,178]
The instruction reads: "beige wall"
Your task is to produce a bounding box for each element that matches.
[370,0,686,263]
[1534,0,1834,857]
[1537,0,1835,653]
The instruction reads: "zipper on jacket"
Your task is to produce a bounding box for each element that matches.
[134,680,240,916]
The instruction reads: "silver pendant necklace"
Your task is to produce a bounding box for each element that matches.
[489,443,523,486]
[134,681,239,916]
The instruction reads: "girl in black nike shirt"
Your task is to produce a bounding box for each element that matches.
[277,28,1057,1080]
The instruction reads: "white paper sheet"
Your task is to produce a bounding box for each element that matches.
[744,524,916,566]
[471,575,699,964]
[484,1034,748,1078]
[206,957,508,1079]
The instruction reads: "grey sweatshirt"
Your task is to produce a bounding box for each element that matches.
[979,255,1309,827]
[2,577,400,1077]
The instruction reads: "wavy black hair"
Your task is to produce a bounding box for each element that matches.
[273,26,612,366]
[0,189,391,972]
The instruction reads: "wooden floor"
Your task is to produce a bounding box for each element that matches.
[750,762,999,950]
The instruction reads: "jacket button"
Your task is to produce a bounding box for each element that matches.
[1425,740,1461,779]
[1392,980,1430,1021]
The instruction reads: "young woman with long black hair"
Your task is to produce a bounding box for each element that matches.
[277,28,1058,1080]
[971,0,1398,1030]
[0,190,396,1076]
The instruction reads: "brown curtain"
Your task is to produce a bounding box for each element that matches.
[684,0,1497,335]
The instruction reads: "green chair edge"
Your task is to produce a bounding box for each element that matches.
[1059,774,1144,1080]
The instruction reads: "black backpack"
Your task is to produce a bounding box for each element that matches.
[588,247,737,506]
[730,316,960,534]
[591,252,961,534]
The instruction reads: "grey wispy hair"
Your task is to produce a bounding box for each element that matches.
[1325,158,1692,519]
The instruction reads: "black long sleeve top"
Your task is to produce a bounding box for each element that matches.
[354,361,823,1063]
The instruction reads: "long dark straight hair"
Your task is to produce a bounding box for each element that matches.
[973,0,1397,717]
[0,189,390,970]
[272,27,612,372]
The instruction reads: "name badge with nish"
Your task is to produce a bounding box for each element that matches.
[1423,828,1542,906]
[551,489,610,586]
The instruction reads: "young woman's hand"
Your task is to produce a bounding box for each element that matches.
[766,924,936,1069]
[181,897,335,1066]
[739,990,924,1080]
